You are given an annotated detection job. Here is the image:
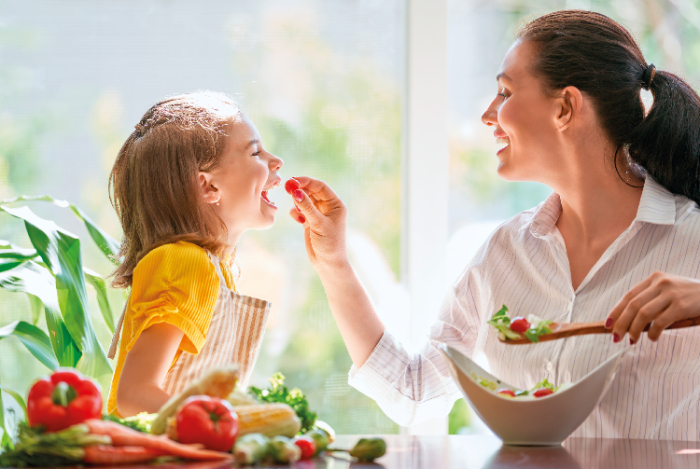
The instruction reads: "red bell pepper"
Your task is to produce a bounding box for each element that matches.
[27,368,103,432]
[175,396,239,452]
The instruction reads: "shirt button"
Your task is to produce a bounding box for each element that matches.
[546,362,553,372]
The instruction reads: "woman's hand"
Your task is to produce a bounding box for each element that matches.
[287,176,349,271]
[606,271,700,344]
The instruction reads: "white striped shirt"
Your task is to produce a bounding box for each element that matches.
[349,177,700,440]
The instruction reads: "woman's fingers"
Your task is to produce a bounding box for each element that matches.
[293,176,343,203]
[292,188,324,224]
[288,208,306,225]
[606,275,654,328]
[626,293,672,343]
[610,282,660,342]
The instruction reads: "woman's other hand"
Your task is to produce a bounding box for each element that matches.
[287,177,349,271]
[606,272,700,344]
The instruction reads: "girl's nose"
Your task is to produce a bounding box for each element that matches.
[269,153,283,171]
[481,100,498,127]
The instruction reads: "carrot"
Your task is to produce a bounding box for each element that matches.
[83,445,167,464]
[84,420,233,461]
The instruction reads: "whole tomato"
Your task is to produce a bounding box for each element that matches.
[293,435,317,460]
[509,317,531,333]
[284,178,301,194]
[175,396,239,452]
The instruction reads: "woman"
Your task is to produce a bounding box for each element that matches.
[289,10,700,440]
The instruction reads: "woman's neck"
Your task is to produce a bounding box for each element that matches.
[550,141,644,289]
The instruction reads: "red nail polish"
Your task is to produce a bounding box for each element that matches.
[613,333,620,343]
[629,338,635,345]
[293,189,304,202]
[297,215,306,223]
[605,318,613,328]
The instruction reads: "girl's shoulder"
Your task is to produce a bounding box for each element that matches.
[134,241,215,279]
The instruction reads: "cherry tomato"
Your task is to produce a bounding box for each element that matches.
[509,316,531,333]
[497,389,516,398]
[175,396,239,452]
[293,435,317,460]
[284,178,301,195]
[533,388,554,398]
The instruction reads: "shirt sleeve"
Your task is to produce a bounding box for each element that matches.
[126,242,220,355]
[347,239,493,426]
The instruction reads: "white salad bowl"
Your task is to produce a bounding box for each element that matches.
[438,343,630,446]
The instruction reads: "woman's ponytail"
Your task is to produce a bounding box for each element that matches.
[629,71,700,204]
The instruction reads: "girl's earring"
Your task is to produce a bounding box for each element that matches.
[216,202,220,206]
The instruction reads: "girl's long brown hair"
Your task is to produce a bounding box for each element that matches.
[109,91,239,288]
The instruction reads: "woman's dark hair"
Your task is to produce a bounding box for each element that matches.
[518,10,700,204]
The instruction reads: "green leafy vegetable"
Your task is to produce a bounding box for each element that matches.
[249,373,317,434]
[532,378,555,392]
[488,305,553,343]
[487,305,522,341]
[0,422,110,467]
[524,319,553,343]
[103,412,156,433]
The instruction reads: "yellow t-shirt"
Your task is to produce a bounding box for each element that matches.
[106,241,236,416]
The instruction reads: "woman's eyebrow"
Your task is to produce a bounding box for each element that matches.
[245,139,260,149]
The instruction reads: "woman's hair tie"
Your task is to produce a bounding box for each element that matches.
[641,63,656,90]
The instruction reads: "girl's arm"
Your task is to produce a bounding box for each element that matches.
[116,322,183,417]
[289,177,385,368]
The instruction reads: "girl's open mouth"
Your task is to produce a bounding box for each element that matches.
[261,180,280,209]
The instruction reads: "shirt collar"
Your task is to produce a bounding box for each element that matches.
[527,177,676,238]
[635,176,677,225]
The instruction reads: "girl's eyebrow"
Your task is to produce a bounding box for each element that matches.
[245,139,260,149]
[496,72,512,82]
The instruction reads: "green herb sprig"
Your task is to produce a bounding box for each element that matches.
[524,319,553,343]
[249,373,317,434]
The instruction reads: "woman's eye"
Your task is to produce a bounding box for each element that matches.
[497,93,508,100]
[252,151,261,157]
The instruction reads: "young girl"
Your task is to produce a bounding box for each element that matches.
[106,91,283,417]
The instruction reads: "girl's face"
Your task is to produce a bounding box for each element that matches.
[481,40,563,183]
[203,114,283,237]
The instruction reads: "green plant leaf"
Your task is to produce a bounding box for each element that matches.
[0,320,58,371]
[26,293,43,325]
[84,267,114,333]
[69,205,121,265]
[0,384,26,449]
[0,205,111,379]
[0,259,80,367]
[0,386,27,422]
[0,196,121,265]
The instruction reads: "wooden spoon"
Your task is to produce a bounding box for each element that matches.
[498,316,700,345]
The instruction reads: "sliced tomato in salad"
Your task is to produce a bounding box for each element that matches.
[497,389,516,398]
[533,388,554,398]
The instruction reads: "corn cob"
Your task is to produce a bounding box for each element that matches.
[233,403,301,438]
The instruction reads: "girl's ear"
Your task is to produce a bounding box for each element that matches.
[198,172,220,205]
[556,86,583,131]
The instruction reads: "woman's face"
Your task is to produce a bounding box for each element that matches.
[206,114,283,234]
[481,40,562,183]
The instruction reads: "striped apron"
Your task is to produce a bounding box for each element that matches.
[109,252,271,395]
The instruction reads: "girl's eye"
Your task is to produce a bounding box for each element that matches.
[252,151,261,157]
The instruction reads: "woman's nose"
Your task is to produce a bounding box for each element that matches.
[481,100,498,127]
